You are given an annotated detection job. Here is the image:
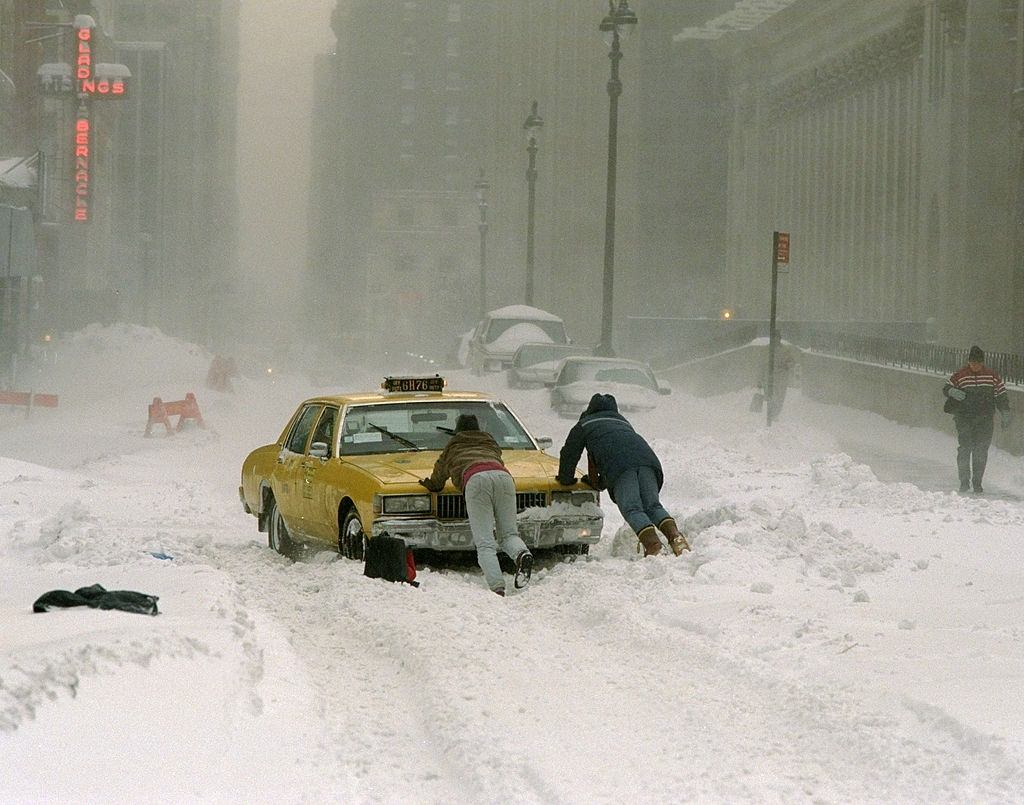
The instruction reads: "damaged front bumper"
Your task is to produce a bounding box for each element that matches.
[372,510,603,551]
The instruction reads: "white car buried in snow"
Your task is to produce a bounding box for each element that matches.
[549,356,671,417]
[466,305,571,374]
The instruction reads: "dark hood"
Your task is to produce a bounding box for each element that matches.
[583,393,619,416]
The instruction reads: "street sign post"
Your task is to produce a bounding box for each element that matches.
[766,230,789,427]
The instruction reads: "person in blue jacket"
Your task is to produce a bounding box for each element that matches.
[556,393,690,556]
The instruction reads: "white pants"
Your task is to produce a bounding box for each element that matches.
[463,470,529,592]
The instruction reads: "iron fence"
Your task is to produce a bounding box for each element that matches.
[795,330,1024,386]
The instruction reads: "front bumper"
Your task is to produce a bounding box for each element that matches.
[372,512,603,551]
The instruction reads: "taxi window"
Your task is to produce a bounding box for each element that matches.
[340,401,535,456]
[286,405,321,454]
[310,407,337,456]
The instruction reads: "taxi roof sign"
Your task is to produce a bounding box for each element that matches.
[382,375,446,393]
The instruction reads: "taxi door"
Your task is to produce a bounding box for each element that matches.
[272,403,322,539]
[298,406,339,544]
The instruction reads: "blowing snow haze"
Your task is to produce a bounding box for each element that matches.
[236,1,334,350]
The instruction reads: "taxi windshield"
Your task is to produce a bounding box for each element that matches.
[339,400,536,456]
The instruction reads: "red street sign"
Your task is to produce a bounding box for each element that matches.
[774,231,790,264]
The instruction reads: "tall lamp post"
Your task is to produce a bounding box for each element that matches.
[523,100,544,306]
[597,0,636,356]
[474,168,490,320]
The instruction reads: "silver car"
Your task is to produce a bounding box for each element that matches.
[507,342,593,389]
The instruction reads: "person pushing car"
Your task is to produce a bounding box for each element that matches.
[419,414,533,595]
[556,393,690,557]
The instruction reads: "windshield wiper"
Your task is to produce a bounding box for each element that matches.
[436,425,454,435]
[367,422,422,451]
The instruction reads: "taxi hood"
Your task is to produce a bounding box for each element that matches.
[344,449,559,488]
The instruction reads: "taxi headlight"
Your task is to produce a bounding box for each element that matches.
[380,494,432,514]
[551,490,598,506]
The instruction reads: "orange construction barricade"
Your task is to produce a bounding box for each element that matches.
[145,392,205,436]
[0,390,59,417]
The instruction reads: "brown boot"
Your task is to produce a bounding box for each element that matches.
[658,517,691,556]
[636,525,662,556]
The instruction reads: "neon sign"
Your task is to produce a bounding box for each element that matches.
[66,16,129,224]
[74,108,90,222]
[76,24,92,83]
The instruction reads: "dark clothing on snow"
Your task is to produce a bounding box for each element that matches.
[33,584,159,616]
[556,393,663,492]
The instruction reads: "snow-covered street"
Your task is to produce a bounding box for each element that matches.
[2,325,1024,803]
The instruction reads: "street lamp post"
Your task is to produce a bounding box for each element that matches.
[523,100,544,306]
[597,0,636,357]
[474,169,490,320]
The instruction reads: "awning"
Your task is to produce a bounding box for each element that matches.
[0,152,39,190]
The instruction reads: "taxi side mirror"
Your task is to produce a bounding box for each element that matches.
[535,436,553,450]
[310,442,330,458]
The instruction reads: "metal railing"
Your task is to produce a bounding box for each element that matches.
[795,330,1024,386]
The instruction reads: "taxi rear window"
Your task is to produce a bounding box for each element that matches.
[340,401,534,455]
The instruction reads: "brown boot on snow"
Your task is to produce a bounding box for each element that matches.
[636,525,663,557]
[658,517,691,556]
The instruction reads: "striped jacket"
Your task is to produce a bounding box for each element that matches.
[943,364,1010,419]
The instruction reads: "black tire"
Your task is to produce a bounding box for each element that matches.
[340,509,365,561]
[267,497,295,558]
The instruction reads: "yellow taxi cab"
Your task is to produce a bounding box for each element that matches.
[239,375,603,559]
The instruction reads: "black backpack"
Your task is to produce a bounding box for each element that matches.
[363,535,419,587]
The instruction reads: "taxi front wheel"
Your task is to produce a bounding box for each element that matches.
[267,497,296,558]
[340,509,365,561]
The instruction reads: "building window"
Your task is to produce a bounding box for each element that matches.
[402,2,417,22]
[445,105,459,127]
[442,206,459,227]
[401,72,415,90]
[448,3,461,23]
[446,36,459,58]
[402,36,415,56]
[401,104,415,126]
[446,71,460,90]
[397,203,414,227]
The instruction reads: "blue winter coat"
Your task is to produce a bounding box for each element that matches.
[556,393,663,490]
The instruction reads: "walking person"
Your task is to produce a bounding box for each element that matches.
[419,414,533,595]
[942,345,1012,494]
[556,393,690,556]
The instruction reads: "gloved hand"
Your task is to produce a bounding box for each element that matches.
[1001,411,1013,428]
[418,478,436,491]
[947,388,967,401]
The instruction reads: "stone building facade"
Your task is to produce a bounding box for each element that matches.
[691,0,1024,352]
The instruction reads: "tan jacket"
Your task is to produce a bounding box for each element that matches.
[421,430,505,492]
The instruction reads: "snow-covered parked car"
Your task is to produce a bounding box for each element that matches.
[507,342,593,389]
[239,375,603,558]
[549,356,670,417]
[466,305,570,374]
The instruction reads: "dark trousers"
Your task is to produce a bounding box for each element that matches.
[955,415,994,488]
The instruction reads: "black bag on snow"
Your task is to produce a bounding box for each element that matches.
[363,535,419,587]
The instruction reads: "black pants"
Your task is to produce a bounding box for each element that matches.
[955,415,994,488]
